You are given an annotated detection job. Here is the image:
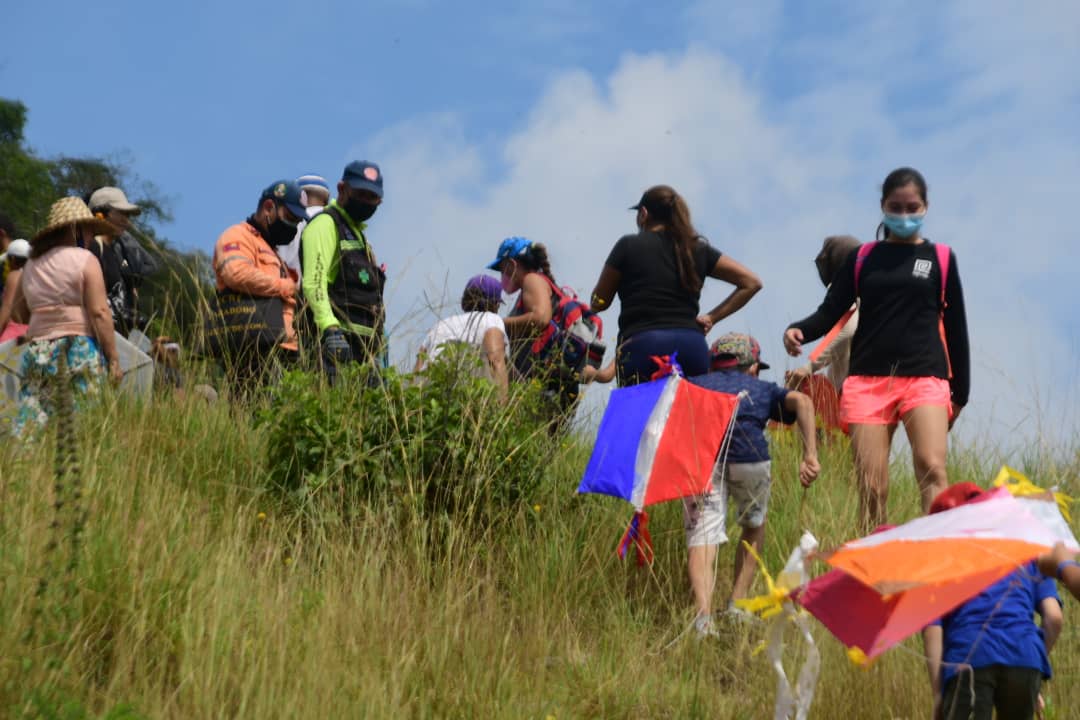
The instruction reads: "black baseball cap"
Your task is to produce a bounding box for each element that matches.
[343,161,384,198]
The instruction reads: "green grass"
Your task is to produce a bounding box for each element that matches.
[1,385,1078,719]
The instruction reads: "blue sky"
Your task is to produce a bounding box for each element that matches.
[5,0,1079,453]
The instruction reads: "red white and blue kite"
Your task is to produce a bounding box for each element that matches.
[577,356,741,563]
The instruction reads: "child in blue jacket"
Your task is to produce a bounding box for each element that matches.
[923,483,1063,720]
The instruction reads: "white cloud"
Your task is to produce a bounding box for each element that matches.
[362,4,1079,453]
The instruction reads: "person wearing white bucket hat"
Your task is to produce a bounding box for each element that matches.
[0,213,18,294]
[0,238,31,340]
[0,237,30,263]
[6,196,121,436]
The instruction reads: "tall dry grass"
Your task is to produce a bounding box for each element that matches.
[1,382,1077,719]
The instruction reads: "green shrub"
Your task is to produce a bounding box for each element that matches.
[259,347,557,520]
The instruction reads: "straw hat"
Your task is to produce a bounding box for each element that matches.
[31,196,115,245]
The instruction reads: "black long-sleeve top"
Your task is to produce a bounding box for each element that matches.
[787,240,970,406]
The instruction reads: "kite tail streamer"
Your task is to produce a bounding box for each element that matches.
[768,610,821,720]
[788,611,821,720]
[737,532,821,720]
[616,511,654,566]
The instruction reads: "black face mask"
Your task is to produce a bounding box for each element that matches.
[247,211,297,247]
[266,216,297,246]
[343,197,378,223]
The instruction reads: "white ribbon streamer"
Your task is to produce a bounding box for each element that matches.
[767,532,822,720]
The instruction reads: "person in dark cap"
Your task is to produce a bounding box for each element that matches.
[415,274,509,396]
[211,179,305,387]
[301,160,386,380]
[589,184,762,386]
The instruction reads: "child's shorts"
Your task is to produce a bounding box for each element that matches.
[683,461,771,548]
[840,375,951,426]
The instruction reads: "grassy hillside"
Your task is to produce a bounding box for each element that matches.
[1,373,1077,719]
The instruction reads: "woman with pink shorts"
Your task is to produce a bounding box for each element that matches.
[783,167,970,531]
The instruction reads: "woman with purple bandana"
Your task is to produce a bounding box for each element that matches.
[415,274,509,396]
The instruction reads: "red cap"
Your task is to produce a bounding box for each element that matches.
[929,482,987,515]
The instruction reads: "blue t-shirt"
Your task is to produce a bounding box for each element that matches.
[688,371,795,463]
[935,563,1060,687]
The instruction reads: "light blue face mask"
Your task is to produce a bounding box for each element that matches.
[882,213,925,238]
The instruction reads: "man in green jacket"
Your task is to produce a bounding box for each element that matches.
[301,160,385,379]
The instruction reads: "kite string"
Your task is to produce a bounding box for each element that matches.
[707,390,748,612]
[888,640,975,718]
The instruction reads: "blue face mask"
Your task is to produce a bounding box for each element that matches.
[882,213,925,238]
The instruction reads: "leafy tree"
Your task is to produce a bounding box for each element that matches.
[0,96,213,341]
[0,99,56,236]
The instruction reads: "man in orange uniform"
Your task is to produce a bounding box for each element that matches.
[213,180,305,385]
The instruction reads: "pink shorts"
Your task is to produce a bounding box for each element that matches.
[840,375,951,425]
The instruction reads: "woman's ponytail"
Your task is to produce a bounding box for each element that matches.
[668,192,703,294]
[526,242,556,285]
[638,185,702,294]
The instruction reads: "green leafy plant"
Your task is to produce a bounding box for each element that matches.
[259,346,555,521]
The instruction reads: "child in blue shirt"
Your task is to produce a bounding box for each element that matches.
[685,333,819,633]
[923,483,1063,720]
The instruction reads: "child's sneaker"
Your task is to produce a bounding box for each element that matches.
[693,613,720,639]
[722,602,759,625]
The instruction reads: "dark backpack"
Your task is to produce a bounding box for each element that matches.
[115,234,161,287]
[525,274,605,376]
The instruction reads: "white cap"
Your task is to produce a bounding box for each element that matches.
[0,238,30,262]
[88,186,141,215]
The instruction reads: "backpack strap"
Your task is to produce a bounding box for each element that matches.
[526,273,562,352]
[934,243,950,307]
[535,272,568,301]
[852,240,879,297]
[324,205,369,255]
[934,243,952,379]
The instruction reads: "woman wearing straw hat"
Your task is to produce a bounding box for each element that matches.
[7,197,122,436]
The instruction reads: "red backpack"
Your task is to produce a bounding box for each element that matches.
[518,274,606,376]
[811,241,952,376]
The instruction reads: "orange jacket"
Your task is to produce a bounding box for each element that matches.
[213,222,298,350]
